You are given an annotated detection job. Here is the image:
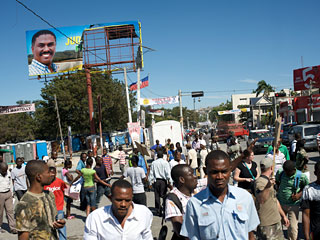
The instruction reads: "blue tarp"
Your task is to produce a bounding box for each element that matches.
[72,137,81,152]
[36,142,48,159]
[115,135,126,145]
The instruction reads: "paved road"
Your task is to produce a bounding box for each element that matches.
[2,142,319,239]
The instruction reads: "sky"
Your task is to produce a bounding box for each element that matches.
[1,0,320,111]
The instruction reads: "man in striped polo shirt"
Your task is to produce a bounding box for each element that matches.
[102,149,113,177]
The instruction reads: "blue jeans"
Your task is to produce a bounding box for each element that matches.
[96,184,111,207]
[84,186,96,207]
[57,210,67,240]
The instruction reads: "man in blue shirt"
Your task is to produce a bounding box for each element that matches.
[181,150,260,240]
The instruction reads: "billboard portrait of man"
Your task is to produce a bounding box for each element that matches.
[28,30,58,76]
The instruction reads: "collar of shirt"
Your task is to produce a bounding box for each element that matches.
[31,59,57,73]
[104,203,138,225]
[200,185,236,204]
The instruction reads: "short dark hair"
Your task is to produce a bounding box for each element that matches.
[283,160,296,172]
[64,159,72,168]
[131,155,139,165]
[86,157,93,166]
[15,157,23,163]
[205,150,230,167]
[157,150,164,158]
[25,160,47,182]
[111,179,132,195]
[243,149,252,159]
[32,30,56,46]
[171,164,189,186]
[119,146,123,151]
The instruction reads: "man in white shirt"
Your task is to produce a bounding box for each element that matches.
[186,144,198,176]
[84,179,153,240]
[122,156,147,206]
[199,143,209,179]
[169,151,186,170]
[0,162,17,234]
[148,150,173,216]
[11,157,28,200]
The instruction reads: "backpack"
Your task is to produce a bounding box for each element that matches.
[158,192,183,240]
[277,170,302,194]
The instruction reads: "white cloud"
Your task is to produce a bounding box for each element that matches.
[239,78,258,84]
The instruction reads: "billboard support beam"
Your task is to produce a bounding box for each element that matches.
[85,68,95,134]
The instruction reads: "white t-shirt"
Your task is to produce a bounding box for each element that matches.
[200,149,209,167]
[169,159,186,169]
[188,149,198,169]
[11,165,28,191]
[123,167,146,194]
[266,152,286,175]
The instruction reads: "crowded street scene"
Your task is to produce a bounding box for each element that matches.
[1,1,320,240]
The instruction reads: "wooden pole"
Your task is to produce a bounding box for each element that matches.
[124,67,132,123]
[54,94,66,160]
[85,68,96,134]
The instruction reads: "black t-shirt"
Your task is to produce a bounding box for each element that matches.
[237,161,258,191]
[301,182,320,238]
[94,165,107,186]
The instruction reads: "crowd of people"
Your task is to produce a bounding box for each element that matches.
[0,129,319,240]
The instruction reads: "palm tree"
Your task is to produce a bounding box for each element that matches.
[254,80,275,97]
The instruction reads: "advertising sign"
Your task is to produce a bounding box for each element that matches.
[127,122,141,147]
[0,104,35,115]
[293,65,320,91]
[26,21,141,76]
[140,96,179,106]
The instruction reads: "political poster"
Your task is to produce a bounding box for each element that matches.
[293,65,320,91]
[140,96,179,106]
[127,122,141,147]
[26,21,141,76]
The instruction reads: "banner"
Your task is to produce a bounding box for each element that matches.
[147,109,164,116]
[140,96,179,106]
[130,76,149,91]
[26,21,141,76]
[218,108,250,115]
[293,65,320,91]
[127,122,141,146]
[0,104,35,115]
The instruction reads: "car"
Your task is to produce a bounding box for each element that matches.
[281,123,297,146]
[288,124,320,151]
[246,129,274,154]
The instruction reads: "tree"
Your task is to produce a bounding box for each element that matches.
[254,80,275,97]
[209,100,232,122]
[34,70,136,139]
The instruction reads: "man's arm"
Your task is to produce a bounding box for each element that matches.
[18,232,29,240]
[302,208,310,240]
[277,200,289,227]
[248,232,255,240]
[170,216,187,239]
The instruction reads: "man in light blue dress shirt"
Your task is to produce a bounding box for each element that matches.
[181,150,260,240]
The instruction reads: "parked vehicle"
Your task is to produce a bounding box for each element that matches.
[246,129,274,154]
[281,123,297,146]
[288,124,320,150]
[217,122,249,142]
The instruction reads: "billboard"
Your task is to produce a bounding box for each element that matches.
[0,104,35,115]
[293,65,320,91]
[26,21,141,76]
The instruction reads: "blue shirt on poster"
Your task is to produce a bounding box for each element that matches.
[181,185,260,240]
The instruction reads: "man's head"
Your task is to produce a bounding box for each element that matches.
[131,155,139,166]
[87,150,93,158]
[156,140,160,145]
[186,144,191,150]
[157,150,164,159]
[80,152,87,162]
[0,162,8,176]
[32,30,56,66]
[296,139,305,151]
[51,151,57,160]
[194,134,199,141]
[64,159,72,169]
[25,160,54,186]
[260,157,273,175]
[16,157,24,169]
[103,148,107,155]
[49,167,57,181]
[86,157,93,167]
[169,144,174,151]
[174,151,181,162]
[95,156,102,166]
[119,146,123,151]
[110,180,133,221]
[167,139,171,144]
[295,133,301,141]
[283,160,296,177]
[171,164,197,192]
[205,150,231,193]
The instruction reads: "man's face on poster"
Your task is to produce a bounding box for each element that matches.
[32,34,56,66]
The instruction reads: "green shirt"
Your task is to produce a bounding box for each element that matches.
[81,168,96,187]
[276,169,309,206]
[267,144,290,160]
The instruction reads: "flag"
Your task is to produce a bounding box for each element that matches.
[129,76,149,91]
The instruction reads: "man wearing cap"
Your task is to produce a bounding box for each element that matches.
[254,157,289,239]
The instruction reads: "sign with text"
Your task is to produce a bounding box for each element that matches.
[127,122,141,147]
[0,104,35,115]
[140,96,179,106]
[293,65,320,91]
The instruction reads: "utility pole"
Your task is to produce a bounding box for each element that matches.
[85,68,95,134]
[137,67,141,122]
[54,94,66,160]
[97,95,104,156]
[179,89,183,124]
[310,79,313,121]
[124,67,132,123]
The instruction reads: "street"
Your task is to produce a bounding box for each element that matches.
[1,141,319,240]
